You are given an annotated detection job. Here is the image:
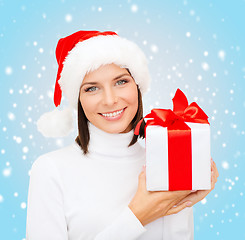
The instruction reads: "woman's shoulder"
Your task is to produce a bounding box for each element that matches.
[32,142,83,170]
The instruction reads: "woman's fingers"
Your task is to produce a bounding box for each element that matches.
[211,158,219,178]
[211,169,219,190]
[211,159,219,188]
[172,189,211,209]
[165,201,192,216]
[213,161,219,178]
[211,170,215,190]
[211,159,219,191]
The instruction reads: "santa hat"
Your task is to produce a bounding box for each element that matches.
[37,30,151,137]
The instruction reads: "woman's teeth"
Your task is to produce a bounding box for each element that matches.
[101,108,124,117]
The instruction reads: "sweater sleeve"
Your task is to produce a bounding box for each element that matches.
[95,206,147,240]
[162,206,194,240]
[26,155,147,240]
[26,156,68,240]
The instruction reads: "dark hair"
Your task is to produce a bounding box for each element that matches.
[75,84,146,155]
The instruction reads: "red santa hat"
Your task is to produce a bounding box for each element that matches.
[37,30,151,137]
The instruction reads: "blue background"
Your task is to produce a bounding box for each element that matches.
[0,0,244,239]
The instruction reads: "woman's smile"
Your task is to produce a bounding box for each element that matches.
[99,107,127,121]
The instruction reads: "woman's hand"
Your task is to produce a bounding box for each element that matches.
[166,158,219,215]
[128,166,193,226]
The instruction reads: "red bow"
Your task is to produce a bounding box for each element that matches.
[134,88,209,135]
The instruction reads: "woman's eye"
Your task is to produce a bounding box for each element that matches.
[85,86,98,92]
[116,79,128,85]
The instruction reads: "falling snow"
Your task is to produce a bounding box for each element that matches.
[222,161,229,170]
[22,146,29,153]
[131,4,138,12]
[189,10,195,16]
[20,202,26,209]
[150,44,158,53]
[204,51,208,56]
[5,66,13,75]
[65,14,72,22]
[3,168,12,177]
[7,112,15,121]
[218,50,226,61]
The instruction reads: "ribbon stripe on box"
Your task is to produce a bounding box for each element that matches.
[135,89,211,191]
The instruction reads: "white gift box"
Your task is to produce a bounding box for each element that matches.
[145,122,211,191]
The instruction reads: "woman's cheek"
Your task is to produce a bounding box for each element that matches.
[120,84,137,101]
[80,95,97,113]
[128,86,138,104]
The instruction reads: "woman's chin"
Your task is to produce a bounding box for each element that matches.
[94,122,132,134]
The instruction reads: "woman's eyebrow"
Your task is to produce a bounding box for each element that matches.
[113,73,131,80]
[81,73,131,88]
[81,81,98,87]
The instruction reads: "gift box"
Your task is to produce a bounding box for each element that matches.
[134,89,211,191]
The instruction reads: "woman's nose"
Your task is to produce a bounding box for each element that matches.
[102,88,118,105]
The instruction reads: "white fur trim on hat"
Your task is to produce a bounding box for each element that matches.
[59,34,151,109]
[37,107,74,137]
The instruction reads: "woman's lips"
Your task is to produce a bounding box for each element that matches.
[99,107,126,121]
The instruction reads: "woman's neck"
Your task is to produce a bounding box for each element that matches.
[86,121,143,159]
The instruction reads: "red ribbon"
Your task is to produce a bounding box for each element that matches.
[134,88,209,190]
[134,88,209,136]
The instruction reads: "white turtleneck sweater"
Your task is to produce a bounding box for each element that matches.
[26,122,194,240]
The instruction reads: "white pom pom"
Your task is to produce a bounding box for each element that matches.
[37,108,74,137]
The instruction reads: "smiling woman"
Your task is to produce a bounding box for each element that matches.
[76,63,145,154]
[25,30,216,240]
[80,64,138,134]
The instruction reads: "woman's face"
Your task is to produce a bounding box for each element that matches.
[79,63,138,134]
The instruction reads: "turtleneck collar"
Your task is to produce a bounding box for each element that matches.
[86,121,144,159]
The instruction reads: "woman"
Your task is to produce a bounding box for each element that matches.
[26,30,219,239]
